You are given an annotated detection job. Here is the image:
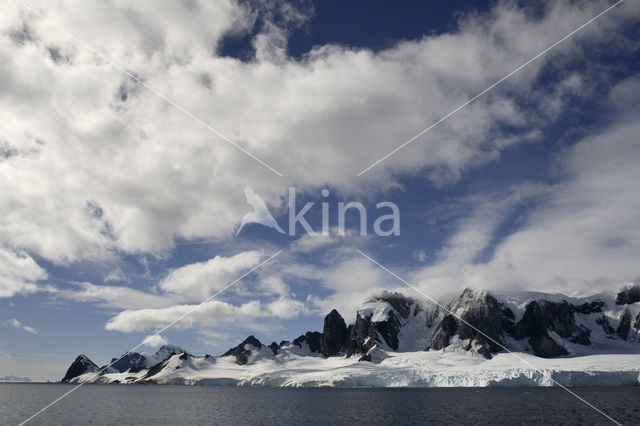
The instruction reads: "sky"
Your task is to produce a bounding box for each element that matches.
[0,0,639,381]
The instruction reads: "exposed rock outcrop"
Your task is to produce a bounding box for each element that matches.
[512,300,588,357]
[222,335,264,365]
[617,310,631,339]
[345,314,378,360]
[268,341,279,355]
[431,314,458,350]
[293,331,323,353]
[108,352,148,373]
[61,354,99,382]
[62,285,640,383]
[616,285,640,305]
[321,309,348,357]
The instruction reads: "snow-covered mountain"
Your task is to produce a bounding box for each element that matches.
[61,285,640,387]
[0,375,31,382]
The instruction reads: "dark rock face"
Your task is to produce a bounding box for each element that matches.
[457,293,509,359]
[61,354,99,382]
[430,292,602,359]
[108,352,147,373]
[346,314,378,358]
[371,293,415,351]
[344,293,419,359]
[634,313,640,333]
[616,286,640,305]
[431,314,458,350]
[597,315,615,334]
[617,310,631,339]
[529,334,568,357]
[321,310,348,357]
[512,300,589,357]
[430,290,513,359]
[268,341,279,355]
[373,310,404,350]
[514,301,570,338]
[574,301,604,314]
[293,332,322,353]
[382,293,413,319]
[222,335,264,365]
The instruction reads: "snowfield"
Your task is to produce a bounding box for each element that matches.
[65,287,640,388]
[72,348,640,388]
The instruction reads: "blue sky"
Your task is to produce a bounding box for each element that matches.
[1,0,639,381]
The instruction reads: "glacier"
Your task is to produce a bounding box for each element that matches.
[63,285,640,387]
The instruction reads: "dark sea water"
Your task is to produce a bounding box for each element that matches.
[1,384,639,425]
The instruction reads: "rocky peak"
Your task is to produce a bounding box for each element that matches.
[345,313,378,361]
[616,285,640,305]
[321,309,348,357]
[108,352,147,373]
[293,331,322,353]
[222,335,265,365]
[155,344,187,357]
[432,290,509,359]
[61,354,99,382]
[511,299,594,357]
[344,293,424,359]
[139,344,189,369]
[370,292,415,320]
[617,310,632,339]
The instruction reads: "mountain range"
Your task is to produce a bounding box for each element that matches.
[0,375,31,382]
[61,285,640,387]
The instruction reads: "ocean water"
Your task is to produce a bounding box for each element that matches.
[1,384,639,425]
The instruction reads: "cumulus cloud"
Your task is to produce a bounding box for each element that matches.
[0,246,48,298]
[289,228,357,253]
[486,117,640,293]
[5,318,37,334]
[105,297,310,332]
[158,250,262,299]
[1,0,639,346]
[56,281,180,310]
[141,334,168,348]
[409,94,640,296]
[103,267,130,284]
[0,0,635,265]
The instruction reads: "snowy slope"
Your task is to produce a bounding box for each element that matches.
[69,349,640,387]
[63,285,640,387]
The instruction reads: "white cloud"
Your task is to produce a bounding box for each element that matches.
[0,0,638,342]
[413,249,429,263]
[255,275,290,297]
[289,228,360,253]
[141,334,168,348]
[0,246,48,298]
[56,281,179,310]
[266,297,307,319]
[5,318,37,334]
[0,0,634,265]
[158,251,262,299]
[105,296,309,332]
[103,267,130,283]
[486,117,640,293]
[410,94,640,296]
[275,247,395,319]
